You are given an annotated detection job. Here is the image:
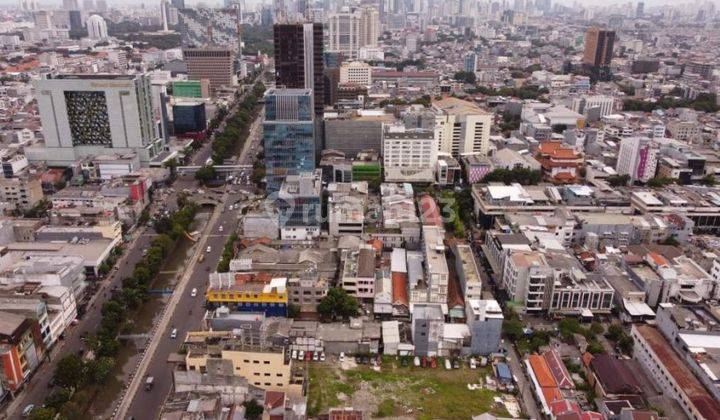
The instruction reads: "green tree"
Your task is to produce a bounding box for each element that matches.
[453,71,476,84]
[28,407,56,420]
[317,288,360,320]
[195,165,217,185]
[86,357,115,384]
[618,335,634,354]
[287,303,301,319]
[44,387,72,410]
[607,174,631,187]
[502,318,524,341]
[243,399,263,420]
[587,341,605,355]
[701,175,717,186]
[647,177,673,188]
[54,355,85,388]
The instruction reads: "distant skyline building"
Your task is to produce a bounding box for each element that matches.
[31,74,163,166]
[327,6,379,60]
[583,27,616,80]
[263,89,315,192]
[183,47,236,95]
[636,1,644,18]
[273,23,324,116]
[86,14,108,39]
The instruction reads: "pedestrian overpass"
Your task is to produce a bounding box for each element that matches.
[177,164,253,175]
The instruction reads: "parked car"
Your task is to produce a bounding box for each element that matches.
[21,405,34,418]
[190,288,197,297]
[453,359,460,369]
[170,328,178,339]
[292,350,297,360]
[313,352,319,362]
[305,351,312,361]
[339,352,345,362]
[414,356,420,367]
[444,358,452,370]
[401,357,409,367]
[430,357,437,368]
[320,352,326,362]
[421,356,427,368]
[469,358,477,369]
[206,246,211,253]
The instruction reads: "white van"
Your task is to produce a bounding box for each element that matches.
[170,328,178,339]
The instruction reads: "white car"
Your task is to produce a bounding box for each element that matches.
[469,358,477,369]
[291,350,297,360]
[191,288,197,297]
[170,328,178,339]
[219,226,224,232]
[339,352,345,362]
[206,246,211,253]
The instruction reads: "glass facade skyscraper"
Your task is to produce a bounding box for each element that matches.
[263,88,315,192]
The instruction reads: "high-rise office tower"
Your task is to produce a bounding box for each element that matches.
[62,0,79,10]
[327,7,379,60]
[358,6,379,48]
[274,23,324,116]
[87,14,108,39]
[583,27,615,68]
[183,48,236,95]
[327,12,360,60]
[33,11,53,30]
[263,89,316,192]
[161,0,169,31]
[636,1,644,18]
[32,74,162,166]
[171,0,185,7]
[68,10,82,32]
[583,27,615,80]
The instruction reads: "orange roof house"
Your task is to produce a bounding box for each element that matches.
[537,141,583,184]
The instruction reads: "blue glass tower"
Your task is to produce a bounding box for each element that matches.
[263,88,315,192]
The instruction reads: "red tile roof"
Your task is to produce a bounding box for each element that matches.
[635,325,720,420]
[543,350,575,390]
[419,195,444,227]
[391,272,408,307]
[529,354,558,388]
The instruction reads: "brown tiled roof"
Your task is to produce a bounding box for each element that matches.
[391,272,408,307]
[590,354,641,395]
[635,325,720,420]
[543,350,575,390]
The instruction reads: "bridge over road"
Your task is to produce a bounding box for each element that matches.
[176,164,252,175]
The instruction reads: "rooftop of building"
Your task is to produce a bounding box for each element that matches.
[432,96,489,116]
[634,325,720,420]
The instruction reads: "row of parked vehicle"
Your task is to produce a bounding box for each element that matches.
[401,355,488,369]
[291,349,326,362]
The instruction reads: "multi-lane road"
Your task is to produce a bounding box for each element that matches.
[3,77,265,419]
[121,101,265,419]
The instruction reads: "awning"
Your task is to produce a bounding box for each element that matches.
[623,299,656,317]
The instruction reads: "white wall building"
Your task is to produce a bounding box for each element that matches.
[383,125,438,183]
[339,61,372,85]
[86,14,107,39]
[30,74,163,167]
[432,97,492,157]
[616,136,659,183]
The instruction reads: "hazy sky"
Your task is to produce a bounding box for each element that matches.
[1,0,717,8]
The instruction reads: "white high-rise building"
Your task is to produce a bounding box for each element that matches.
[339,61,372,85]
[358,6,379,48]
[571,95,614,118]
[432,97,492,157]
[29,74,163,167]
[327,6,379,60]
[33,10,53,30]
[616,136,658,183]
[86,14,108,39]
[383,125,438,183]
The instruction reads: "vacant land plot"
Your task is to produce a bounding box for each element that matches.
[307,358,511,419]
